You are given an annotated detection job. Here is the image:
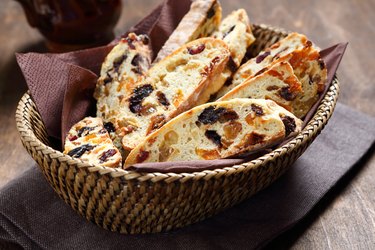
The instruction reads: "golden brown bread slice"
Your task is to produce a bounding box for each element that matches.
[154,0,222,63]
[124,98,302,166]
[219,61,303,113]
[117,38,230,150]
[217,32,327,117]
[94,33,152,156]
[64,117,122,168]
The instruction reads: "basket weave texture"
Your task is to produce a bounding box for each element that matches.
[15,24,340,234]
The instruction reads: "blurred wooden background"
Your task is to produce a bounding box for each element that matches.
[0,0,374,249]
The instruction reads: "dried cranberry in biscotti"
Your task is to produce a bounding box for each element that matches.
[136,150,150,163]
[256,51,271,63]
[99,149,117,163]
[188,44,205,55]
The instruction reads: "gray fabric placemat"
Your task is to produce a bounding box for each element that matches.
[0,103,374,250]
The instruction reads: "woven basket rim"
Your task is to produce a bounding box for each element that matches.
[15,24,340,183]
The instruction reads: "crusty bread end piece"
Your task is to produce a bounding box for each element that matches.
[125,98,302,166]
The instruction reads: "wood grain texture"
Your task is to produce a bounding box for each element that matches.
[0,0,374,248]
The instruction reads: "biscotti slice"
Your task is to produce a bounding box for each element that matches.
[287,46,327,118]
[94,33,152,155]
[209,9,256,100]
[154,0,222,63]
[219,61,303,113]
[218,33,327,117]
[64,117,122,168]
[125,99,302,166]
[217,32,309,97]
[119,38,230,150]
[212,9,255,67]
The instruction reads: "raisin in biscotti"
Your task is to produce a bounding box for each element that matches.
[118,38,230,150]
[218,32,327,117]
[154,0,222,63]
[210,9,256,100]
[64,117,122,168]
[94,33,152,156]
[124,99,302,166]
[219,61,303,113]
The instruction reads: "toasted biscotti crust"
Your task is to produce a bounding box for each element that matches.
[219,61,303,113]
[124,98,302,166]
[154,0,222,63]
[64,117,122,168]
[118,38,230,150]
[218,32,327,117]
[94,33,152,156]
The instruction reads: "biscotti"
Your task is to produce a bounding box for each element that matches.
[212,9,255,67]
[210,9,256,100]
[217,32,309,96]
[154,0,222,63]
[94,33,152,155]
[64,117,122,168]
[125,99,302,166]
[219,61,303,113]
[218,32,327,117]
[119,38,230,150]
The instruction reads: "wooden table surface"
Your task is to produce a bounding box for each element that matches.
[0,0,374,249]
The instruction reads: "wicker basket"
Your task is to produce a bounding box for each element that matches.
[15,24,340,234]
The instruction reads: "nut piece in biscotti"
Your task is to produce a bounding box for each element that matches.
[219,61,303,114]
[118,38,230,150]
[219,32,327,118]
[124,98,302,166]
[211,8,256,100]
[94,33,152,155]
[154,0,222,63]
[64,117,122,168]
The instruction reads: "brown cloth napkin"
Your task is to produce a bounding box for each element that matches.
[1,103,374,249]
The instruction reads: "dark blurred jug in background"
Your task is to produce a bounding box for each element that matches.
[15,0,122,52]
